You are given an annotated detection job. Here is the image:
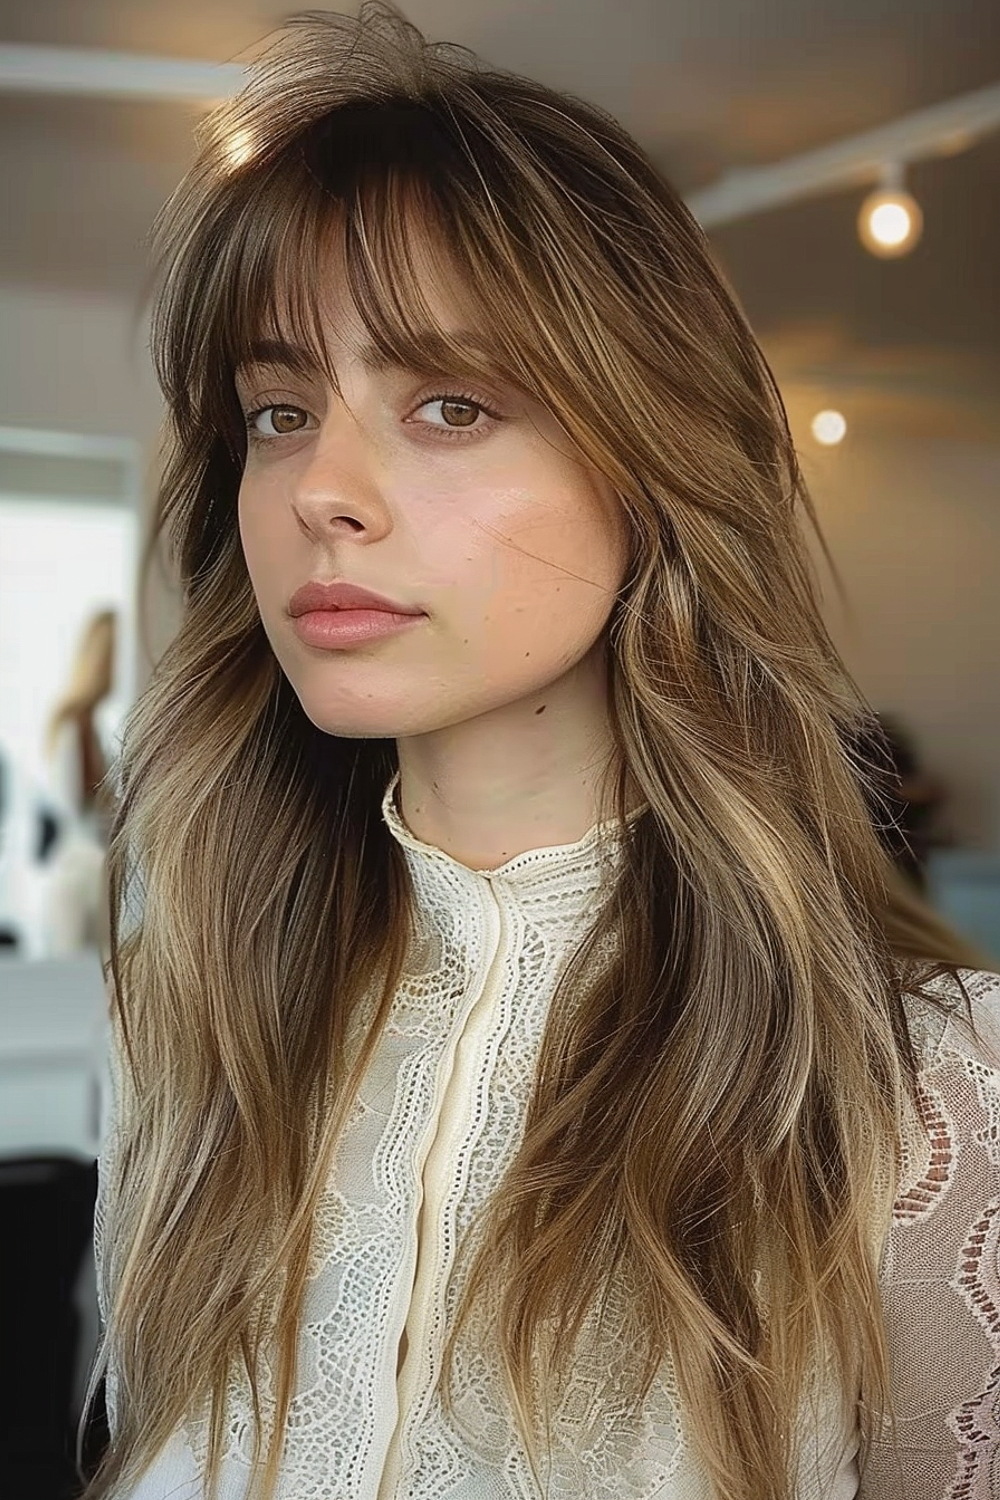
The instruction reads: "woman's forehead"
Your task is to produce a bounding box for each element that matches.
[237,260,511,387]
[241,215,490,368]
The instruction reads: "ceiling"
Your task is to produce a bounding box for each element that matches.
[2,0,999,418]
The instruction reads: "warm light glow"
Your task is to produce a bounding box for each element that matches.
[223,127,255,170]
[811,410,847,445]
[857,188,924,258]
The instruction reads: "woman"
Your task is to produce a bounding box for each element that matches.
[83,6,1000,1498]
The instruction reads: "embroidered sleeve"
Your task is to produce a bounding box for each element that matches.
[860,968,1000,1498]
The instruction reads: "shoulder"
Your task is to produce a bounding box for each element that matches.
[902,964,1000,1079]
[863,971,1000,1490]
[893,966,1000,1217]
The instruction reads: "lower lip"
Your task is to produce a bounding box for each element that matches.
[291,608,424,648]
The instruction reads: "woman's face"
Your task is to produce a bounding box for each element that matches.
[236,239,630,743]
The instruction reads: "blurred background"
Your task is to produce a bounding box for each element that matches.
[0,1,997,1494]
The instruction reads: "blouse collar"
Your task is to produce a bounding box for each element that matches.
[379,768,647,930]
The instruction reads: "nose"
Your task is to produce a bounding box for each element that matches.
[290,406,392,542]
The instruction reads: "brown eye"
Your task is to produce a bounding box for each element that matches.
[246,404,310,439]
[267,406,306,434]
[410,390,501,437]
[438,399,478,427]
[416,395,486,430]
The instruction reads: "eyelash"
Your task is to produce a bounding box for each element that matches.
[416,389,503,439]
[242,388,503,446]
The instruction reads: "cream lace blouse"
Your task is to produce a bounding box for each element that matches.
[95,770,1000,1498]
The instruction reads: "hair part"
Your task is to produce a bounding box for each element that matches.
[81,7,983,1499]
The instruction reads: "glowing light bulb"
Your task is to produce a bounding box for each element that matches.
[811,410,847,446]
[857,188,923,258]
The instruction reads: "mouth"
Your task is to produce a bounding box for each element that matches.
[290,605,425,649]
[288,579,422,618]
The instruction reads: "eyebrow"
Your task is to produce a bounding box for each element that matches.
[234,331,502,380]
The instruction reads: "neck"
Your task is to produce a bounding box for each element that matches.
[393,660,641,871]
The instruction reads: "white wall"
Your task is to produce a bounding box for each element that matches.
[0,283,162,444]
[0,282,177,685]
[799,425,1000,850]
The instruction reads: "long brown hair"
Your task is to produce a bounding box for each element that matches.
[82,7,984,1497]
[46,607,116,811]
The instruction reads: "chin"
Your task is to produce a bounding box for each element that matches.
[293,694,422,741]
[298,707,402,741]
[285,662,522,741]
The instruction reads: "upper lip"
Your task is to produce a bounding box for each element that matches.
[288,580,423,617]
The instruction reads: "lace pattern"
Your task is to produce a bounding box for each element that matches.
[92,777,1000,1498]
[862,969,1000,1499]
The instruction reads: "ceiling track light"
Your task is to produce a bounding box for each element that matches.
[857,161,924,258]
[0,42,996,245]
[685,79,1000,229]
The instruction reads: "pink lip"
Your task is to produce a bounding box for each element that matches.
[288,580,422,618]
[291,608,423,649]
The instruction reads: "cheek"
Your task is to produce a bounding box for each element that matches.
[450,489,627,679]
[237,482,283,592]
[236,484,257,563]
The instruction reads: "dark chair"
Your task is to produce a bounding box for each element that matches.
[0,1155,100,1499]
